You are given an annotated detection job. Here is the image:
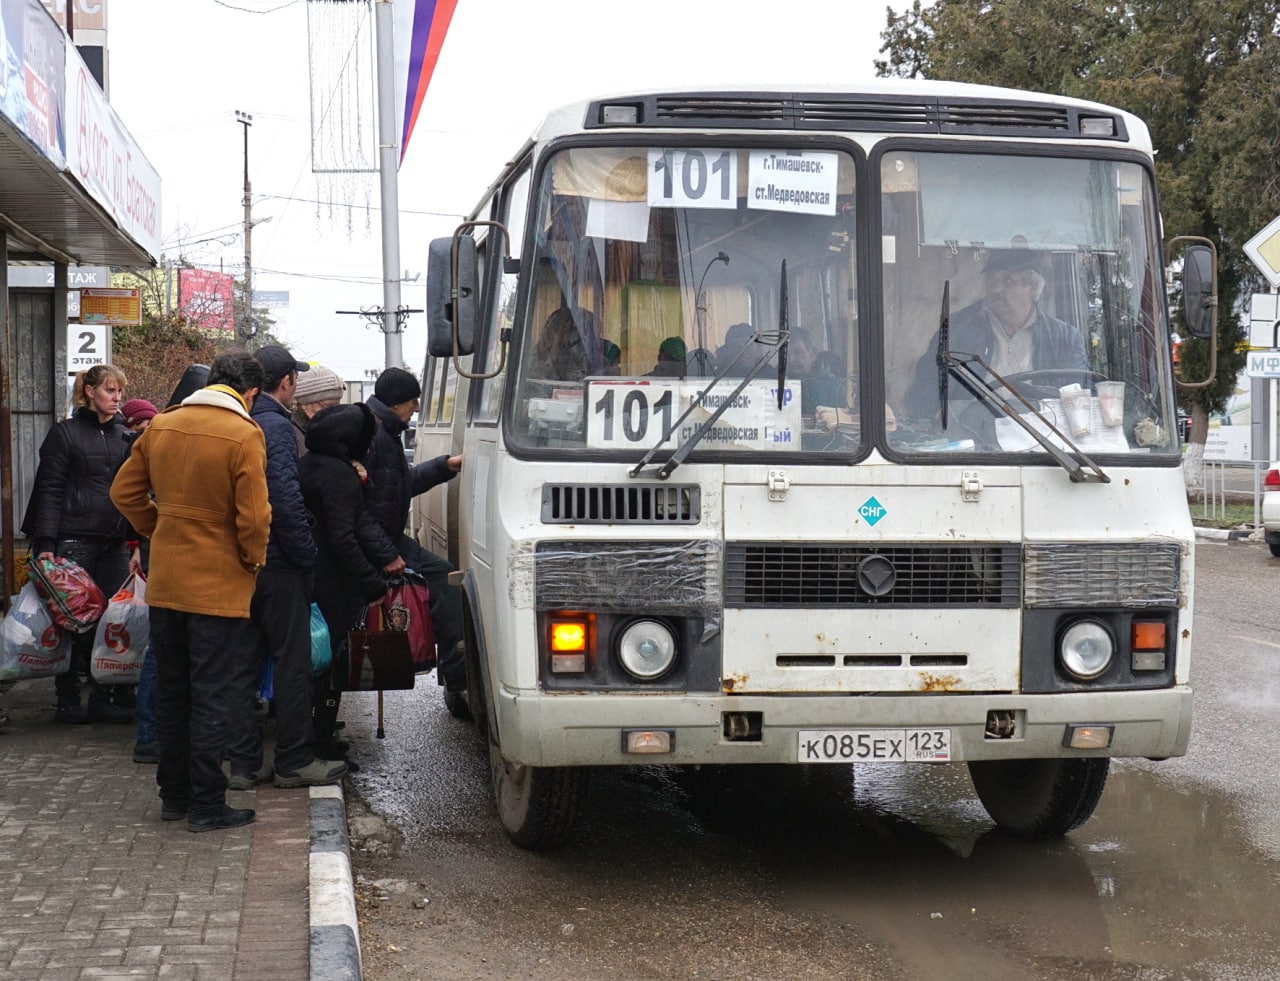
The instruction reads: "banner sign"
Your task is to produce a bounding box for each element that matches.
[39,0,106,33]
[0,0,67,168]
[63,39,162,258]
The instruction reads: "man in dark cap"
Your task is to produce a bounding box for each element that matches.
[346,367,466,724]
[905,248,1089,417]
[225,345,346,789]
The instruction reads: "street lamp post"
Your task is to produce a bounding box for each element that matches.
[236,110,255,342]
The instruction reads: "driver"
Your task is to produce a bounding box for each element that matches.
[904,249,1089,418]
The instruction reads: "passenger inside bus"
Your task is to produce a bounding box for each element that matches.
[530,306,593,381]
[901,248,1090,420]
[600,340,621,376]
[715,322,755,374]
[647,336,687,377]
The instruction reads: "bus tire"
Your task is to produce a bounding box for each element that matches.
[968,757,1109,837]
[488,739,589,849]
[460,600,488,741]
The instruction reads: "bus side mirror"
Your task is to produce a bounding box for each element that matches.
[1179,243,1216,340]
[427,234,478,357]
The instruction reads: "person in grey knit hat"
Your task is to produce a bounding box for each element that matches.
[291,364,346,454]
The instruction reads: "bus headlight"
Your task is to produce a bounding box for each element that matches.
[1059,620,1114,680]
[617,619,677,680]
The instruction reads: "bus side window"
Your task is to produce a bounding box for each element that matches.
[475,166,532,423]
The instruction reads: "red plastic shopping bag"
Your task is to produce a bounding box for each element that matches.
[27,555,107,634]
[91,573,149,685]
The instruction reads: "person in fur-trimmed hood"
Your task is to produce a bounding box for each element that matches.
[299,402,389,751]
[110,352,270,834]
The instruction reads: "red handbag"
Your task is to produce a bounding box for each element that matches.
[379,570,436,674]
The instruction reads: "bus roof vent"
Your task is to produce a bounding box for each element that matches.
[940,102,1072,135]
[542,483,701,525]
[651,95,791,127]
[795,97,936,131]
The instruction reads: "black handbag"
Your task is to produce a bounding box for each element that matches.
[339,604,415,692]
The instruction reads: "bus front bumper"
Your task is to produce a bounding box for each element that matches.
[490,687,1192,767]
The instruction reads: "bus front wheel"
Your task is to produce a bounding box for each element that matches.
[488,739,589,849]
[968,757,1109,837]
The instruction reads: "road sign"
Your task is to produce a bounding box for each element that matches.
[1245,349,1280,377]
[1244,214,1280,288]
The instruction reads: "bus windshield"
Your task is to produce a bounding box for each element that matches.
[504,142,1179,461]
[882,149,1179,459]
[507,144,862,456]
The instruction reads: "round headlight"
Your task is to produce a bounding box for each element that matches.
[1059,620,1114,680]
[617,619,677,680]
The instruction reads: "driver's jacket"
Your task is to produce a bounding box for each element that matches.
[904,301,1089,420]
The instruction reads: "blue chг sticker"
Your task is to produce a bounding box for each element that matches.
[859,496,887,526]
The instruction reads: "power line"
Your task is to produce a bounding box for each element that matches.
[255,192,462,218]
[211,0,300,13]
[253,266,385,285]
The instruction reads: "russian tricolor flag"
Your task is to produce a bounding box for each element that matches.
[394,0,459,167]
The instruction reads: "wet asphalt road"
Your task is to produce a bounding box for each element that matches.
[345,536,1280,980]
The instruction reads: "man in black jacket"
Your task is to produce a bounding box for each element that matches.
[362,368,465,713]
[226,346,346,790]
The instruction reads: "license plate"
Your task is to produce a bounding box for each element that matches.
[797,728,952,763]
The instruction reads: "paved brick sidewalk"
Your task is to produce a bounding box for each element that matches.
[0,676,313,981]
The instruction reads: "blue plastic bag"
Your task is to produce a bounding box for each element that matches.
[258,655,273,702]
[310,603,332,676]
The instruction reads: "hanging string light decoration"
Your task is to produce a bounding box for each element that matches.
[306,0,377,238]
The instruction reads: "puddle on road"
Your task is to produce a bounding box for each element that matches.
[348,690,1280,978]
[730,761,1280,979]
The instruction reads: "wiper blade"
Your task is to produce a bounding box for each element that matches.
[942,351,1109,483]
[776,259,789,409]
[628,329,787,480]
[937,281,950,428]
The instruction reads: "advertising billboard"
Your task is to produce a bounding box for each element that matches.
[179,268,235,332]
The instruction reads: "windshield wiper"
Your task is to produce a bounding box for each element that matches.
[630,260,791,480]
[933,281,1106,483]
[937,281,950,428]
[942,351,1109,483]
[776,259,789,409]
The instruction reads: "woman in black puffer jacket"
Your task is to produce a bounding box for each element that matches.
[21,364,140,724]
[299,403,389,748]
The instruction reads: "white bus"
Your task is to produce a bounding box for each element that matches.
[414,81,1216,848]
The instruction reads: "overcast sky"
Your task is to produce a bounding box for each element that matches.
[106,0,896,381]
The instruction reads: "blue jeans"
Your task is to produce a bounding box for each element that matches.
[134,645,157,744]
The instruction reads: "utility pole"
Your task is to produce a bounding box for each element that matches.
[374,0,403,369]
[236,110,256,342]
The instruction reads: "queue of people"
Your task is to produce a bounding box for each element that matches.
[12,349,461,834]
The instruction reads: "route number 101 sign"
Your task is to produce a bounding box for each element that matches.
[585,378,801,452]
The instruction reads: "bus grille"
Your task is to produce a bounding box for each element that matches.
[724,542,1021,608]
[586,93,1119,139]
[541,483,701,524]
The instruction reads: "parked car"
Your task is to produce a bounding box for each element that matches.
[1263,462,1280,556]
[1177,408,1191,443]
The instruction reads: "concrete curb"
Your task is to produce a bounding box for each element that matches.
[309,784,362,981]
[1194,526,1256,542]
